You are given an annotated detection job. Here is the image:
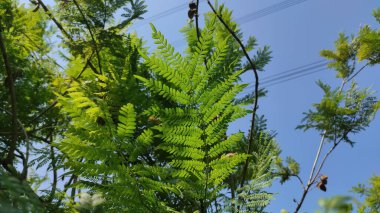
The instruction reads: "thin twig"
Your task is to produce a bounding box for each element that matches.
[308,131,326,185]
[346,63,370,83]
[292,174,306,190]
[72,0,102,74]
[0,29,19,165]
[294,80,347,213]
[55,174,76,208]
[37,0,100,75]
[206,0,259,188]
[29,52,93,124]
[48,143,58,202]
[37,0,72,41]
[195,0,201,41]
[0,106,29,180]
[312,137,345,184]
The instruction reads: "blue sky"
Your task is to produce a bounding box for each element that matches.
[19,0,380,211]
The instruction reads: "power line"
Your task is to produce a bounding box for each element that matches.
[263,67,325,88]
[261,60,326,81]
[172,0,307,48]
[240,60,328,95]
[244,60,327,90]
[131,0,207,29]
[236,0,307,24]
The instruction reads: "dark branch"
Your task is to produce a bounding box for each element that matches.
[29,52,93,124]
[195,0,201,41]
[72,0,103,74]
[0,106,30,180]
[48,145,58,202]
[37,0,100,75]
[0,29,19,166]
[206,1,260,188]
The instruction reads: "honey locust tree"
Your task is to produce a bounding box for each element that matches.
[276,7,380,213]
[0,0,148,212]
[0,1,60,212]
[55,2,279,213]
[1,0,280,212]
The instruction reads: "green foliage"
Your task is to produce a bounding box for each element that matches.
[235,133,280,212]
[321,7,380,72]
[1,0,276,212]
[352,175,380,213]
[0,171,44,212]
[313,175,380,213]
[0,0,61,210]
[133,4,276,211]
[290,7,380,212]
[274,156,300,184]
[136,17,251,209]
[297,81,378,145]
[316,196,354,213]
[320,34,356,78]
[302,11,380,144]
[0,0,57,135]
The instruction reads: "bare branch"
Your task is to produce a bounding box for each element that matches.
[346,62,370,83]
[308,131,326,185]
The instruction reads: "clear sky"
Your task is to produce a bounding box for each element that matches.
[19,0,380,212]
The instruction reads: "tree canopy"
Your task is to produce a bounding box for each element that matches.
[0,0,379,212]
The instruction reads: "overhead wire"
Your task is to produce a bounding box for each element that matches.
[131,0,207,29]
[140,0,308,47]
[132,0,323,91]
[240,60,329,96]
[134,0,307,29]
[263,67,326,87]
[236,0,308,24]
[245,60,328,89]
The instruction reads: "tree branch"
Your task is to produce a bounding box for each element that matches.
[72,0,102,74]
[346,62,370,83]
[0,29,19,166]
[0,106,29,180]
[312,136,346,185]
[29,52,93,124]
[36,0,72,41]
[195,0,201,41]
[48,144,58,203]
[37,0,100,75]
[294,81,347,212]
[308,131,326,185]
[206,1,259,188]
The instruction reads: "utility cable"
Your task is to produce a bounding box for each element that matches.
[240,60,328,96]
[237,0,307,24]
[172,0,307,48]
[244,60,327,90]
[131,0,207,29]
